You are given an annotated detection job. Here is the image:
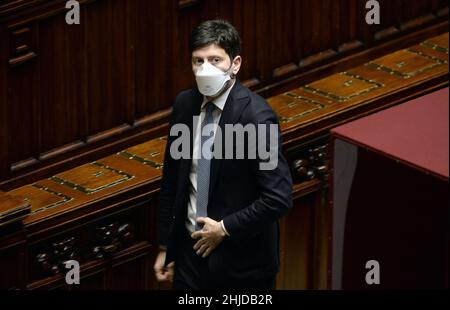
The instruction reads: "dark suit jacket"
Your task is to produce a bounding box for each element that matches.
[158,80,293,281]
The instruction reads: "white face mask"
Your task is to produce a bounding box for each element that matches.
[195,61,232,97]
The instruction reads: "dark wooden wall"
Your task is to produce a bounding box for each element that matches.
[0,0,448,191]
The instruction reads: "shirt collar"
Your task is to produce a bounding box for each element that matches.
[200,80,235,112]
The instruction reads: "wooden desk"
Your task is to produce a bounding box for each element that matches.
[331,88,448,289]
[1,32,448,290]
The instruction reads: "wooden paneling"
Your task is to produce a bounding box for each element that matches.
[2,32,447,290]
[219,0,260,86]
[0,8,448,291]
[1,0,448,189]
[277,192,316,289]
[7,51,38,171]
[134,0,176,119]
[38,12,85,154]
[373,0,400,40]
[111,254,149,289]
[0,23,7,178]
[0,0,448,290]
[86,0,131,135]
[75,270,106,290]
[20,193,158,289]
[0,230,26,289]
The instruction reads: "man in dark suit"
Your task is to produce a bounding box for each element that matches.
[154,20,293,289]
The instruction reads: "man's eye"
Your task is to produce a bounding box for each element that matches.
[194,59,203,65]
[212,58,221,63]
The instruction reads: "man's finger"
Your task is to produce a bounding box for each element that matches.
[193,237,207,250]
[196,217,207,224]
[196,243,208,255]
[202,247,212,258]
[156,271,169,282]
[196,243,208,256]
[191,231,203,239]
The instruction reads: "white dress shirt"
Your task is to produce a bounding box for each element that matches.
[185,82,235,234]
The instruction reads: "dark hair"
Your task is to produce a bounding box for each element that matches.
[189,20,241,60]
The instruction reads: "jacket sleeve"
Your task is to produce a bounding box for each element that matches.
[157,98,181,247]
[222,102,293,240]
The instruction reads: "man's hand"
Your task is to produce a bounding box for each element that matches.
[191,217,226,258]
[153,250,175,282]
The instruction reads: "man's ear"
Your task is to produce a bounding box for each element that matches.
[232,55,242,76]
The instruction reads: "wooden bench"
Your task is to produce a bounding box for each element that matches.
[1,32,448,290]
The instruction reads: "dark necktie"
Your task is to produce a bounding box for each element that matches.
[196,102,216,230]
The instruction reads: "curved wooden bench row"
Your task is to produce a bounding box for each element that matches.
[0,32,448,290]
[9,32,447,227]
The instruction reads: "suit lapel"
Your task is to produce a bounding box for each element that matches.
[209,81,250,199]
[177,90,202,193]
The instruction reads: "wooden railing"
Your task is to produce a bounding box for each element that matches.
[0,32,448,290]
